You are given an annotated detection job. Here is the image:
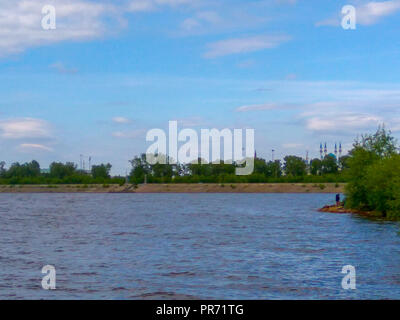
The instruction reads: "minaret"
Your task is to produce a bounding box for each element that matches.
[339,142,342,161]
[334,143,338,158]
[324,142,327,157]
[320,143,323,160]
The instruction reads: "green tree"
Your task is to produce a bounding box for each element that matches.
[284,156,307,176]
[91,163,112,179]
[265,160,282,178]
[310,158,322,175]
[321,155,338,174]
[6,161,40,178]
[345,126,399,216]
[50,162,77,179]
[129,154,151,184]
[0,161,5,177]
[362,155,400,216]
[339,155,350,170]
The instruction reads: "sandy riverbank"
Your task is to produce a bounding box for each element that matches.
[0,183,345,193]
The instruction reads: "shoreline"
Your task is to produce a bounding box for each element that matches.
[0,183,345,193]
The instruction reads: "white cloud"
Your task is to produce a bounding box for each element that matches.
[204,35,291,58]
[112,116,131,124]
[305,113,382,133]
[236,103,291,112]
[181,11,221,31]
[0,0,196,57]
[317,1,400,27]
[127,0,156,12]
[0,118,51,139]
[125,0,197,12]
[0,0,113,56]
[18,143,53,152]
[282,143,303,148]
[49,62,78,74]
[358,0,400,24]
[112,129,145,138]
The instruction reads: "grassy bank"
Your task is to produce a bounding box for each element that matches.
[0,183,345,193]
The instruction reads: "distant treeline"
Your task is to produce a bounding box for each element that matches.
[0,153,350,185]
[0,161,125,185]
[129,153,350,184]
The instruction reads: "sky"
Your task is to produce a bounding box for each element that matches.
[1,0,400,174]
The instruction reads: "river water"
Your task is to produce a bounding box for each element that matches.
[0,193,399,299]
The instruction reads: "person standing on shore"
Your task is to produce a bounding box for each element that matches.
[336,194,341,206]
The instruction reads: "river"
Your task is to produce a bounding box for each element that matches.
[0,193,399,299]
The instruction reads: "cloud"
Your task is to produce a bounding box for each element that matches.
[181,11,221,32]
[236,103,291,112]
[127,0,157,12]
[358,1,400,24]
[285,73,297,80]
[0,0,114,56]
[49,62,78,74]
[18,143,53,152]
[112,116,131,124]
[124,0,197,13]
[305,113,382,133]
[204,35,291,58]
[112,129,145,138]
[317,1,400,27]
[282,143,303,148]
[0,118,51,139]
[0,0,196,57]
[275,0,297,4]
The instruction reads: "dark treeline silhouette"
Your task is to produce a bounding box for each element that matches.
[129,153,349,184]
[0,161,124,185]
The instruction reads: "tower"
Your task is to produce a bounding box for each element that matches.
[324,142,327,157]
[334,143,338,158]
[320,143,323,160]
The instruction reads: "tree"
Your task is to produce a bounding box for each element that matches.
[363,155,400,215]
[265,160,282,178]
[50,162,77,179]
[6,161,40,178]
[339,155,350,170]
[129,154,151,184]
[310,158,322,175]
[284,156,307,176]
[321,155,338,174]
[345,126,400,217]
[354,125,397,158]
[0,161,5,177]
[91,163,112,179]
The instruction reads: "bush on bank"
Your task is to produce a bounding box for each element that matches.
[344,126,400,219]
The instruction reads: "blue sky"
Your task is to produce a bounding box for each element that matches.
[1,0,400,174]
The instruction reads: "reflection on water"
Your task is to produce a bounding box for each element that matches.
[0,193,399,299]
